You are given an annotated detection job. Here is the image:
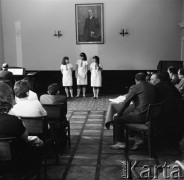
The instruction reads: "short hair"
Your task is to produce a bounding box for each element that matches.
[0,81,14,112]
[135,72,146,81]
[62,56,69,65]
[93,56,100,65]
[80,52,87,61]
[168,66,177,74]
[178,68,184,76]
[48,83,59,95]
[1,63,8,69]
[14,80,29,98]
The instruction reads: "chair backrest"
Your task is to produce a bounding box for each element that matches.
[42,104,62,120]
[145,102,164,126]
[0,137,16,161]
[42,104,67,125]
[19,116,48,138]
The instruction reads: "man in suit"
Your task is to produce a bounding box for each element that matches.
[175,68,184,97]
[0,63,15,87]
[111,72,155,149]
[83,9,101,42]
[150,73,181,114]
[150,73,182,146]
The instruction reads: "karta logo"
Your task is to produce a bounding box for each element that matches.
[121,160,184,179]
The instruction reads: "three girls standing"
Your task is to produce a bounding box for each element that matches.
[61,53,102,98]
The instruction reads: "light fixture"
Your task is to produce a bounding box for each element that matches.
[54,30,62,38]
[120,28,128,37]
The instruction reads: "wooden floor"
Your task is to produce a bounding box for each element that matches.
[39,95,184,180]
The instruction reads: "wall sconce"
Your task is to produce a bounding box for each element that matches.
[120,28,128,36]
[54,30,62,38]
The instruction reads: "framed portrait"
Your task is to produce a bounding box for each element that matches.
[75,3,104,44]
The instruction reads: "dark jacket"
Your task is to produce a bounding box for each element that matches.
[154,81,181,119]
[117,81,155,117]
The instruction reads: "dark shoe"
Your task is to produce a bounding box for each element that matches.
[97,97,101,99]
[93,97,96,99]
[76,96,79,98]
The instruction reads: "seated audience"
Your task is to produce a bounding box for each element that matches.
[40,83,67,105]
[167,66,180,85]
[161,72,182,100]
[15,77,38,103]
[150,73,181,118]
[40,83,67,153]
[175,68,184,97]
[110,72,155,150]
[0,82,43,177]
[150,73,183,145]
[0,63,15,87]
[9,80,47,117]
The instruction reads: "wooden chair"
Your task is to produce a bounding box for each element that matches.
[124,102,164,157]
[0,137,18,179]
[0,136,40,179]
[42,104,71,148]
[19,116,58,178]
[0,136,16,161]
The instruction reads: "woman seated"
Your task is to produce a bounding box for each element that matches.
[0,81,43,178]
[9,80,47,117]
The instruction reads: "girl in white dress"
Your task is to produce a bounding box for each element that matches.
[75,52,88,98]
[60,56,73,98]
[90,56,103,99]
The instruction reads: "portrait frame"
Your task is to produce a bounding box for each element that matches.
[75,3,104,44]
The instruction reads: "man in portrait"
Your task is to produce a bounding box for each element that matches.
[83,9,101,42]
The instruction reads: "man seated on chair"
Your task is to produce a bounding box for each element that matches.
[0,81,43,177]
[40,83,67,153]
[15,77,38,103]
[0,63,15,87]
[40,83,67,105]
[9,80,47,117]
[111,72,155,150]
[150,72,183,145]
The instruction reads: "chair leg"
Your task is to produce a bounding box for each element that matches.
[148,132,152,157]
[42,147,47,179]
[113,122,116,143]
[67,122,71,148]
[125,127,129,152]
[55,141,59,164]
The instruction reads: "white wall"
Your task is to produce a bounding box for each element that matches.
[0,1,4,65]
[1,0,182,70]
